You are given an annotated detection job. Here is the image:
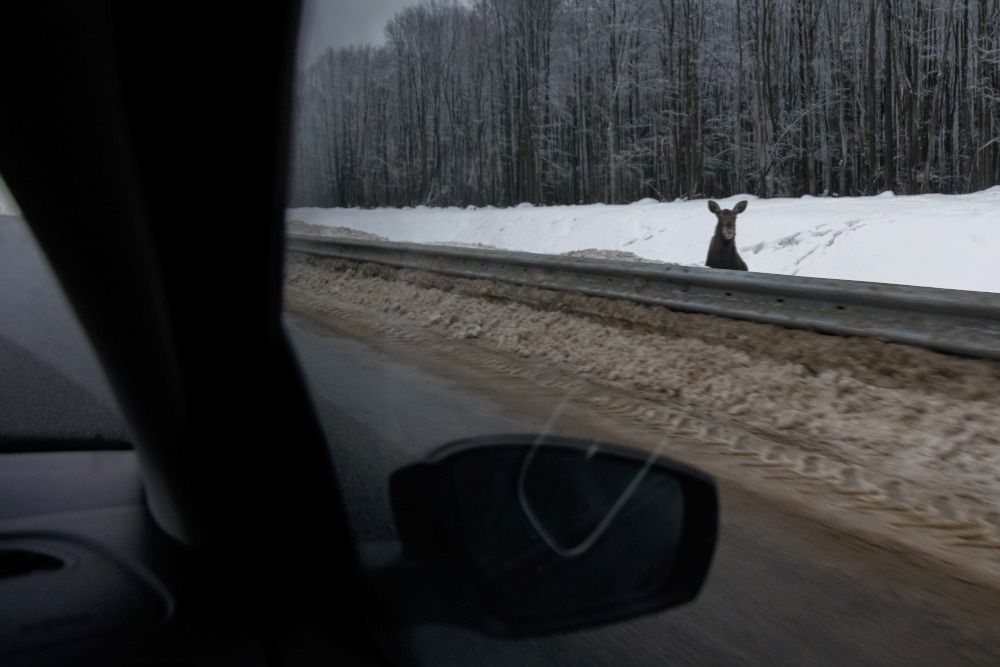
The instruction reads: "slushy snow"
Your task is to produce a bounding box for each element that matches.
[289,188,1000,293]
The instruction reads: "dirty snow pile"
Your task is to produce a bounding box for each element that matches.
[286,255,1000,542]
[289,188,1000,293]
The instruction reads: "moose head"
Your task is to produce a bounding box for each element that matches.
[707,199,748,242]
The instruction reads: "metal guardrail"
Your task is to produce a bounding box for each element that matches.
[287,234,1000,360]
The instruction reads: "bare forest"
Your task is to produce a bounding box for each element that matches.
[290,0,1000,207]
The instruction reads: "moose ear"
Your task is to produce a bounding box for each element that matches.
[732,200,748,214]
[707,200,720,214]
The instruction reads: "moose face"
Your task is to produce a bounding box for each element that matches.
[708,200,748,241]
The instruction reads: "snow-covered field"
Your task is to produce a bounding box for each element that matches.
[290,188,1000,293]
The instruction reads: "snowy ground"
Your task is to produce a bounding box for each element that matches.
[289,188,1000,293]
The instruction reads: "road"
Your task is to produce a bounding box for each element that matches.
[285,306,1000,666]
[0,215,127,441]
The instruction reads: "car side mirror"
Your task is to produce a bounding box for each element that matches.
[385,434,718,636]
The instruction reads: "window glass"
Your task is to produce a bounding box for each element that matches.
[285,2,1000,664]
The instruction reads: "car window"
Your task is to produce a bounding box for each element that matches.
[284,1,1000,664]
[0,173,129,444]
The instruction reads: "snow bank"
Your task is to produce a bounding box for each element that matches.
[287,219,387,241]
[289,188,1000,292]
[286,255,1000,569]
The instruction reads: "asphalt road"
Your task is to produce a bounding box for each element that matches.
[0,215,127,441]
[286,307,1000,666]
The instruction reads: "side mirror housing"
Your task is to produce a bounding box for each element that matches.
[387,434,718,635]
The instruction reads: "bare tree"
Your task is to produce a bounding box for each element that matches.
[289,0,1000,208]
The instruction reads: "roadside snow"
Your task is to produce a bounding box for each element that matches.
[287,219,387,241]
[286,254,1000,556]
[289,188,1000,292]
[561,248,646,262]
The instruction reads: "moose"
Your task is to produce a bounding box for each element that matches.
[705,200,749,271]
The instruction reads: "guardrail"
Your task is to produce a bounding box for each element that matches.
[287,234,1000,360]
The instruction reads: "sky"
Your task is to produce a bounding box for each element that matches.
[297,0,421,66]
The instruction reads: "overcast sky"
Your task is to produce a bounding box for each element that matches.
[298,0,422,66]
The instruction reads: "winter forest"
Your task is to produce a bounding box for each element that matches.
[290,0,1000,208]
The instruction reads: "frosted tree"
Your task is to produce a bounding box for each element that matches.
[289,0,1000,208]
